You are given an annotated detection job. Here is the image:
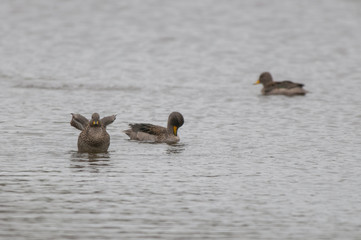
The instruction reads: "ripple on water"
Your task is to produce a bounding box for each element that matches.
[1,0,361,239]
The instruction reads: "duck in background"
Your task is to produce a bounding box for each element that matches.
[254,72,307,96]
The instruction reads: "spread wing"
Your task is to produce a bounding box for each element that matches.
[101,115,116,127]
[265,81,304,93]
[70,113,89,131]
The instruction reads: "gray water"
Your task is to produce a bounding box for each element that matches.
[1,0,361,239]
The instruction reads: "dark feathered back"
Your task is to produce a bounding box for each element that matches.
[128,123,164,135]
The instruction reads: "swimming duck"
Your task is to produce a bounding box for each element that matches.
[124,112,184,144]
[254,72,307,96]
[70,113,116,153]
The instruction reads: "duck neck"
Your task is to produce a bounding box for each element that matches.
[167,123,173,134]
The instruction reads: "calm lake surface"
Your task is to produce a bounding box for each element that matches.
[1,0,361,239]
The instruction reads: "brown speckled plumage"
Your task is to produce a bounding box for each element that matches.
[70,113,116,153]
[124,112,184,144]
[254,72,307,96]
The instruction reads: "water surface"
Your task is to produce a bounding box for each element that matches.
[1,0,361,239]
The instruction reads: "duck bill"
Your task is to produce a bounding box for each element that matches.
[173,126,178,136]
[253,79,260,85]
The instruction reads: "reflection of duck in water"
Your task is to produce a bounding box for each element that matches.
[254,72,307,96]
[124,112,184,144]
[70,113,116,153]
[166,143,186,155]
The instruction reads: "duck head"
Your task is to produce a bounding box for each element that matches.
[168,112,184,136]
[90,113,101,127]
[254,72,273,86]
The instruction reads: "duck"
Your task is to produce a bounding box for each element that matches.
[254,72,307,96]
[124,112,184,144]
[70,113,116,153]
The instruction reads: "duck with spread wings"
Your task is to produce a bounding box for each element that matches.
[70,113,116,153]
